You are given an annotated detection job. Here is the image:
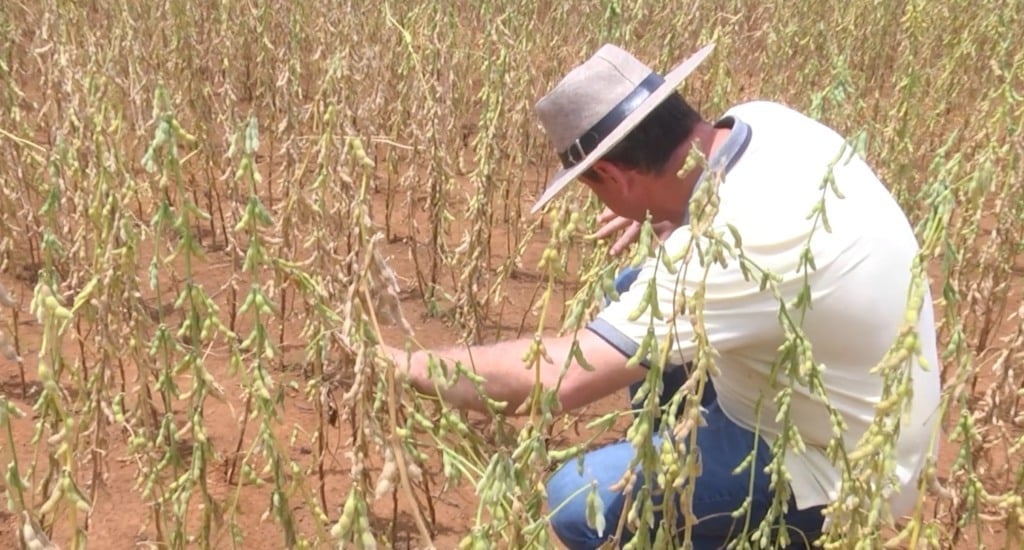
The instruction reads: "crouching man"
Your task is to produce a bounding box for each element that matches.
[388,43,941,549]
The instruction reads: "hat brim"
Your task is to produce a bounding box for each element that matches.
[530,43,716,214]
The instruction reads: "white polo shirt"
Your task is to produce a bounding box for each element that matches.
[588,101,942,515]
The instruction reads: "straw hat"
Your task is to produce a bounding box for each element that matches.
[531,43,715,214]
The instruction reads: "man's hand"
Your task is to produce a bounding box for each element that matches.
[590,208,681,256]
[379,343,440,399]
[379,343,417,383]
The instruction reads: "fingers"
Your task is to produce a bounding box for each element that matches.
[588,208,640,256]
[589,208,678,257]
[592,218,632,241]
[596,207,617,224]
[585,207,684,257]
[610,223,641,256]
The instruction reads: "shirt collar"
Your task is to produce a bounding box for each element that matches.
[681,116,752,225]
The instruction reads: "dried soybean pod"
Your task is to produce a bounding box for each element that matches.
[20,512,56,550]
[0,283,15,308]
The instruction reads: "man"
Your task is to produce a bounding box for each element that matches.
[390,44,941,549]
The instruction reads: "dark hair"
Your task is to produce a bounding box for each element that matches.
[584,92,702,179]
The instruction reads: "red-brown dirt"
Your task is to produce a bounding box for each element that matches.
[0,175,634,549]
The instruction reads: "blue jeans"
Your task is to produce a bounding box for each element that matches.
[546,268,824,549]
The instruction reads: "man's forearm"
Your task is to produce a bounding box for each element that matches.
[387,330,639,415]
[407,337,563,414]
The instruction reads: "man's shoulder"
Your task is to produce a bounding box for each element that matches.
[724,100,805,120]
[722,100,852,166]
[722,101,830,135]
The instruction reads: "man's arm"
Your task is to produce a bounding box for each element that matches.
[388,330,644,415]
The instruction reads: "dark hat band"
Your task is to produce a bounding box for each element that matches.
[557,71,665,169]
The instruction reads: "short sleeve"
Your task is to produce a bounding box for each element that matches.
[586,231,784,368]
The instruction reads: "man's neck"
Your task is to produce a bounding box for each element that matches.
[654,121,732,222]
[683,121,731,182]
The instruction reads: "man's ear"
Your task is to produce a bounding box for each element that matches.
[591,160,631,193]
